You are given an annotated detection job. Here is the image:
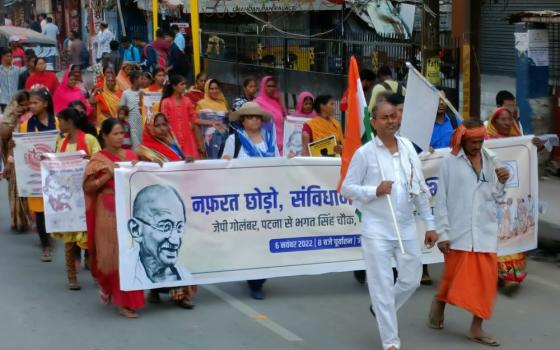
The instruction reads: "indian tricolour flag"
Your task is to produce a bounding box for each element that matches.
[337,56,372,190]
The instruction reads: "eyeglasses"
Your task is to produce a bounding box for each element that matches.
[134,217,184,236]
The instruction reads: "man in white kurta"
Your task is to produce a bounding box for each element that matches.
[341,102,438,350]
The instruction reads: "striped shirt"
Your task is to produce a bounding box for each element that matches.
[0,65,25,104]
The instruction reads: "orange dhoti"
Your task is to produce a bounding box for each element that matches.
[436,250,498,320]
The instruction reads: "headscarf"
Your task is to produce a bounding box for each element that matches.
[255,76,287,149]
[231,123,276,158]
[292,91,317,118]
[450,123,487,155]
[53,65,91,114]
[116,62,133,91]
[137,113,185,162]
[486,107,521,139]
[96,78,122,122]
[196,79,228,113]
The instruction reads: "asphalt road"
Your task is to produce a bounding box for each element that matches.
[0,180,559,350]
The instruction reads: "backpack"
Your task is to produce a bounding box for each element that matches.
[144,44,166,69]
[380,81,404,96]
[217,132,242,159]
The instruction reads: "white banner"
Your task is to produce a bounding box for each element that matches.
[115,137,538,290]
[40,152,88,233]
[13,131,59,197]
[401,67,440,151]
[283,116,309,157]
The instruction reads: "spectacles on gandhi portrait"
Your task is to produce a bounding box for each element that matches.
[134,217,184,236]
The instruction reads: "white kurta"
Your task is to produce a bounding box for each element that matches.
[341,136,434,350]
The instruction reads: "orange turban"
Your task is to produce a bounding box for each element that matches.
[450,124,487,155]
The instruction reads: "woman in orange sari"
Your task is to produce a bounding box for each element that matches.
[136,112,197,309]
[301,94,343,157]
[83,118,145,318]
[94,72,121,125]
[116,62,135,91]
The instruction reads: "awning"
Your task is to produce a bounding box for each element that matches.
[509,11,560,24]
[135,0,184,11]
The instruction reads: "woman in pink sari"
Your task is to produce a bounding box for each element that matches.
[255,76,286,154]
[292,91,317,118]
[53,65,92,116]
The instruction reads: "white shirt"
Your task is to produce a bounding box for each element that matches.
[95,29,114,59]
[341,136,435,240]
[42,23,59,42]
[435,148,506,253]
[222,133,280,159]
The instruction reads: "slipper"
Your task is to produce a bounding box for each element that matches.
[99,289,111,305]
[421,275,433,286]
[468,336,500,347]
[176,298,195,309]
[119,307,138,319]
[428,298,444,329]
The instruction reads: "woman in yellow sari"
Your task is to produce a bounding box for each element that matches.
[94,72,122,125]
[301,94,344,157]
[116,62,135,91]
[194,79,229,159]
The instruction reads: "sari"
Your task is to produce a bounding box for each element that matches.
[0,101,30,231]
[161,96,200,159]
[53,66,92,115]
[292,91,317,118]
[136,115,185,163]
[303,115,344,144]
[145,85,163,93]
[255,76,287,152]
[84,149,145,310]
[486,108,526,286]
[96,80,122,125]
[186,87,204,105]
[135,116,198,302]
[116,63,132,91]
[196,79,229,159]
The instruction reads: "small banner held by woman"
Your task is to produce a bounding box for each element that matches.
[13,130,59,197]
[40,151,88,233]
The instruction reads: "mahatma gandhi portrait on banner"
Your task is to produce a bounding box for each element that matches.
[128,184,191,285]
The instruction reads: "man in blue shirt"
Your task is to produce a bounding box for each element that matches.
[430,90,461,149]
[171,25,185,53]
[120,37,141,64]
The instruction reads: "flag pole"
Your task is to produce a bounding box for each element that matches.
[372,141,405,254]
[406,62,462,121]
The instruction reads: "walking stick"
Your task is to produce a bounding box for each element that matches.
[372,142,406,255]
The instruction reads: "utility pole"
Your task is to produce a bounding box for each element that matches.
[452,0,481,119]
[190,0,200,76]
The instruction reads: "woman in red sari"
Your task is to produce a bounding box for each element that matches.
[160,75,201,159]
[83,118,145,318]
[136,112,198,309]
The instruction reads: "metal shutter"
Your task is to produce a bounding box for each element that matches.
[480,1,560,76]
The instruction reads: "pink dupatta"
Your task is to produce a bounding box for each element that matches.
[53,65,92,115]
[255,76,287,152]
[292,91,317,118]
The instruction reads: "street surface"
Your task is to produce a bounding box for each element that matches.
[0,180,559,350]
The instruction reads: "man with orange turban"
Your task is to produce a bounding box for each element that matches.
[428,119,510,347]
